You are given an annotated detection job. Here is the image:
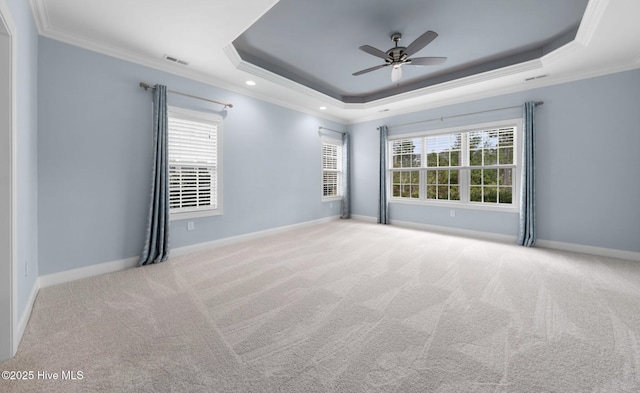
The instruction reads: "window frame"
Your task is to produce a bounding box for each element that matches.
[388,118,522,212]
[321,136,343,202]
[167,106,223,221]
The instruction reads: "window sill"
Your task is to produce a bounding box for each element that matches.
[322,196,343,203]
[170,209,223,221]
[389,198,518,213]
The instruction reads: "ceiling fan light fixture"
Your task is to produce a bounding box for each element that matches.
[391,65,402,83]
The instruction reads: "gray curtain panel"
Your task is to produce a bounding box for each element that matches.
[341,132,351,219]
[518,101,536,247]
[378,125,389,224]
[139,85,170,266]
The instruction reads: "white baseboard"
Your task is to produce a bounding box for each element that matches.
[352,215,640,261]
[37,216,342,289]
[389,218,518,244]
[352,215,516,243]
[39,256,139,289]
[351,214,377,223]
[171,215,340,257]
[36,215,639,291]
[15,277,40,352]
[536,239,640,261]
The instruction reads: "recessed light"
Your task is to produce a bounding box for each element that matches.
[319,106,327,110]
[245,80,256,86]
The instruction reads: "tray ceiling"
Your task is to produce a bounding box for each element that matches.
[232,0,588,103]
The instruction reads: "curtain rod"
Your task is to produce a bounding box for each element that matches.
[139,82,233,109]
[318,126,346,134]
[381,101,543,130]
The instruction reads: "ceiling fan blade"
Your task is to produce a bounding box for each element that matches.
[352,64,388,76]
[359,45,389,60]
[404,30,438,57]
[407,57,447,66]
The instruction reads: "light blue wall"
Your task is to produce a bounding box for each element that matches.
[6,0,39,321]
[37,37,344,275]
[33,33,640,276]
[350,69,640,253]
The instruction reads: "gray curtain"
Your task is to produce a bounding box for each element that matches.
[378,126,389,224]
[518,101,536,247]
[139,85,170,265]
[340,132,351,219]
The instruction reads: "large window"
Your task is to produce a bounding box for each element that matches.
[389,119,521,210]
[168,106,223,220]
[321,137,343,200]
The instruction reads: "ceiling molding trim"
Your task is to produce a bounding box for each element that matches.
[224,44,345,108]
[349,61,640,125]
[541,61,640,90]
[36,26,348,124]
[29,0,50,35]
[222,44,243,68]
[29,1,347,123]
[228,40,544,112]
[344,59,543,111]
[575,0,610,46]
[541,40,585,65]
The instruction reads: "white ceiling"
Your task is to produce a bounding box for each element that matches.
[30,0,640,124]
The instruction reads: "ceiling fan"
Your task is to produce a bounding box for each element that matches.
[353,31,446,83]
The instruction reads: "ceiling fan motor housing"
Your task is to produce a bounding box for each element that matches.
[387,48,408,64]
[387,33,408,64]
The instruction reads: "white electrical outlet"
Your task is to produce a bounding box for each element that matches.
[187,221,194,231]
[450,209,455,217]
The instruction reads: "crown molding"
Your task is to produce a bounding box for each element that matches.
[27,0,638,126]
[575,0,610,46]
[345,59,544,112]
[227,41,544,113]
[30,3,348,123]
[29,0,49,34]
[349,60,640,125]
[541,40,585,65]
[224,44,346,108]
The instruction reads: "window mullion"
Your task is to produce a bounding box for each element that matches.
[419,137,426,200]
[461,133,469,203]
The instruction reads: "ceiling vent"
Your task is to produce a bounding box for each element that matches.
[525,74,548,82]
[163,55,189,66]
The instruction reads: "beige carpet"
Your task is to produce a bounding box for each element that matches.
[2,220,640,392]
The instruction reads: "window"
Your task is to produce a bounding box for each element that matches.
[168,106,222,220]
[321,137,343,200]
[389,119,521,210]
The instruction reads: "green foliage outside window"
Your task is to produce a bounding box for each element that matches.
[389,126,516,206]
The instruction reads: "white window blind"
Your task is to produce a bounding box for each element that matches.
[322,137,343,198]
[168,108,222,218]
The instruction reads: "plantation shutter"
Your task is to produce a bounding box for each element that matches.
[321,136,342,197]
[168,116,218,212]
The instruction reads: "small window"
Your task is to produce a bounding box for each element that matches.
[389,119,521,210]
[321,137,343,200]
[168,106,223,220]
